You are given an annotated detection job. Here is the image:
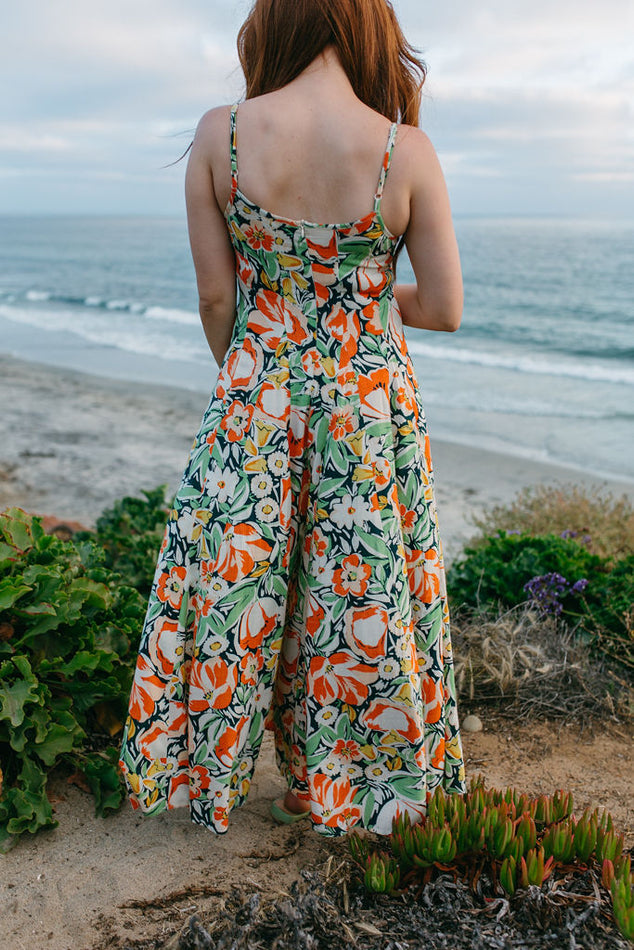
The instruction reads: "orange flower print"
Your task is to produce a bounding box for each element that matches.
[238,596,280,651]
[312,526,328,558]
[356,264,388,298]
[305,589,326,638]
[146,616,180,677]
[333,554,372,597]
[324,304,360,367]
[128,655,167,722]
[307,651,379,706]
[328,403,359,440]
[430,735,445,769]
[343,604,388,661]
[235,249,254,290]
[220,399,254,442]
[230,336,263,389]
[361,300,384,335]
[215,522,272,584]
[358,367,391,420]
[333,739,361,762]
[399,503,417,533]
[361,698,422,743]
[189,656,238,711]
[251,288,309,350]
[156,566,187,609]
[242,221,275,252]
[407,547,442,604]
[138,722,168,760]
[190,763,213,798]
[422,673,443,723]
[214,715,250,768]
[300,347,324,378]
[311,774,362,829]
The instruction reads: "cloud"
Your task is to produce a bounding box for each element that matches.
[1,0,633,214]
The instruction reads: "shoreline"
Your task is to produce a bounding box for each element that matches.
[2,352,633,565]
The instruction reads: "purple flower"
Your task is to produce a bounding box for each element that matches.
[560,529,578,539]
[523,571,571,615]
[571,577,589,593]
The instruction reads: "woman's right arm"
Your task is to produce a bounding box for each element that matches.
[394,128,463,333]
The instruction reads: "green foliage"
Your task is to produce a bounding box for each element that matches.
[349,776,633,942]
[447,532,604,612]
[447,531,633,673]
[0,507,146,851]
[75,485,171,598]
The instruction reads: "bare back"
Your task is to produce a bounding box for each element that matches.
[212,89,411,236]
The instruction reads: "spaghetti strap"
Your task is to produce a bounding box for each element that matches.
[229,103,239,203]
[374,122,399,212]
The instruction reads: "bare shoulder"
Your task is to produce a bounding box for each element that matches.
[193,104,233,150]
[395,124,442,169]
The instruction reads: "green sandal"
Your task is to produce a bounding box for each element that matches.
[270,796,311,824]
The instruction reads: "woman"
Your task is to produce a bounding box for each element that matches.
[119,0,466,837]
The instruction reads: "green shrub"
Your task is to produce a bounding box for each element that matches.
[74,485,171,598]
[447,531,633,674]
[447,531,605,612]
[0,508,146,852]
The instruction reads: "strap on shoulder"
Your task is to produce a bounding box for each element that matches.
[374,122,399,211]
[229,103,239,203]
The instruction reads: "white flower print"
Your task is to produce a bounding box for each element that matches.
[205,465,239,503]
[316,705,338,726]
[329,492,374,530]
[378,657,401,680]
[252,472,274,498]
[322,754,342,776]
[267,450,289,477]
[255,497,279,523]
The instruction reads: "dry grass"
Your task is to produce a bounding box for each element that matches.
[450,602,633,725]
[466,481,634,561]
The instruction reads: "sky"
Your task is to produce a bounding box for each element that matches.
[1,0,633,217]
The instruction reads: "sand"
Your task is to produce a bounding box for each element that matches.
[1,352,633,950]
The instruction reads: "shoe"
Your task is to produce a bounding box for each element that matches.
[270,796,311,824]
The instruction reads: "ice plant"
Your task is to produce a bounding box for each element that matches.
[350,778,633,942]
[519,845,554,887]
[573,808,598,863]
[364,852,400,894]
[610,859,634,940]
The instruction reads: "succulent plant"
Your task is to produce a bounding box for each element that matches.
[364,852,401,895]
[355,781,632,943]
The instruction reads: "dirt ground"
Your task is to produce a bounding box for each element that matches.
[1,713,632,950]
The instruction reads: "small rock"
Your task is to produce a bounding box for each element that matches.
[462,714,483,732]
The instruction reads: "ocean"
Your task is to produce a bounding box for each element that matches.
[1,214,633,482]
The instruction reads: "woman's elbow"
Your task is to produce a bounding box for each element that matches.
[420,290,463,333]
[440,308,462,332]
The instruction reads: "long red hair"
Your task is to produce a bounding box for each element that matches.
[237,0,426,126]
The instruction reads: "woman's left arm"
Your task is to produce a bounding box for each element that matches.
[184,108,237,368]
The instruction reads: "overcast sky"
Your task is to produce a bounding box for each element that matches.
[1,0,633,217]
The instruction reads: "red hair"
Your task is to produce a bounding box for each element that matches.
[237,0,426,125]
